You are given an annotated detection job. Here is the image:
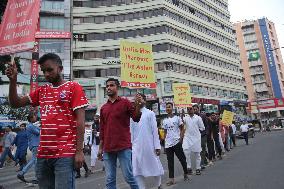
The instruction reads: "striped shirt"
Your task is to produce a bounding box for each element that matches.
[28,81,89,158]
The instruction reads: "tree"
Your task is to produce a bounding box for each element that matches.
[0,104,31,121]
[0,55,23,75]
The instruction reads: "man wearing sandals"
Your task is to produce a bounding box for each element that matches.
[163,102,189,186]
[182,107,205,176]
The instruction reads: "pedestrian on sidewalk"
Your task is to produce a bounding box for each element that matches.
[229,121,237,148]
[183,107,205,176]
[193,105,209,170]
[163,102,189,186]
[240,122,249,145]
[97,78,142,189]
[12,123,28,172]
[0,126,16,169]
[6,53,89,189]
[90,113,100,173]
[130,93,164,189]
[17,113,40,184]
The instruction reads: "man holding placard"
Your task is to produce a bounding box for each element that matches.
[98,78,143,189]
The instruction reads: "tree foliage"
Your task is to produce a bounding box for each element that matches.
[0,104,31,121]
[0,55,23,75]
[0,0,8,23]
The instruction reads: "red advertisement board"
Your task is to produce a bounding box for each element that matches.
[35,31,71,39]
[0,0,40,55]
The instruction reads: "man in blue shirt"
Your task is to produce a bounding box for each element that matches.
[17,113,40,184]
[12,123,28,171]
[0,126,16,169]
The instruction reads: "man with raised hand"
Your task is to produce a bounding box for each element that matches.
[130,93,164,189]
[5,53,89,189]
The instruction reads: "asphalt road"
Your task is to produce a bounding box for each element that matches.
[170,130,284,189]
[1,130,283,189]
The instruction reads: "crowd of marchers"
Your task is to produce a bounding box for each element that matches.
[0,53,251,189]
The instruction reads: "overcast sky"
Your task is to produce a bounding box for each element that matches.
[228,0,284,56]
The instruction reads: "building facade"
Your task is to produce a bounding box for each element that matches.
[234,18,284,124]
[72,0,246,116]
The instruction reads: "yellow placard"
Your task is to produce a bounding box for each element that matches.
[120,40,156,89]
[173,83,192,107]
[222,110,234,126]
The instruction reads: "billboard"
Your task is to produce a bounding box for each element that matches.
[258,18,282,98]
[0,0,40,55]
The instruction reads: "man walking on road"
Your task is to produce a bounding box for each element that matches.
[12,123,28,172]
[193,105,209,169]
[6,53,89,189]
[240,122,249,145]
[207,113,223,162]
[183,107,205,176]
[98,78,142,189]
[163,102,189,186]
[17,113,40,184]
[229,121,237,148]
[130,93,164,189]
[0,126,16,169]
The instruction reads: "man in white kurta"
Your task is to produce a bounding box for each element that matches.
[130,94,164,189]
[182,107,205,175]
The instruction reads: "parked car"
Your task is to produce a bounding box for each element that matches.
[236,123,255,138]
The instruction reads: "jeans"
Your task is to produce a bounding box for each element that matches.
[103,149,138,189]
[36,157,75,189]
[0,147,15,168]
[207,138,215,161]
[214,134,222,156]
[242,132,249,145]
[166,142,188,178]
[19,147,38,178]
[230,134,236,148]
[200,135,208,166]
[18,156,27,171]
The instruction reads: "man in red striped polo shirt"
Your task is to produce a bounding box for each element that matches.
[6,53,89,189]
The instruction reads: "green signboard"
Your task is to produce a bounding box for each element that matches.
[248,52,260,61]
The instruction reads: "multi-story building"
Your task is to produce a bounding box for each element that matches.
[72,0,246,116]
[234,18,284,124]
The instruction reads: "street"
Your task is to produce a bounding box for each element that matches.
[0,130,284,189]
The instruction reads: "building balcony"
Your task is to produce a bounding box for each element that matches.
[250,70,264,76]
[255,87,269,92]
[249,61,263,67]
[252,79,267,85]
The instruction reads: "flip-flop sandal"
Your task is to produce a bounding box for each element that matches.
[166,181,175,186]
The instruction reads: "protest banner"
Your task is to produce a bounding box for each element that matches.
[222,110,235,126]
[173,83,192,107]
[0,0,40,55]
[120,40,156,89]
